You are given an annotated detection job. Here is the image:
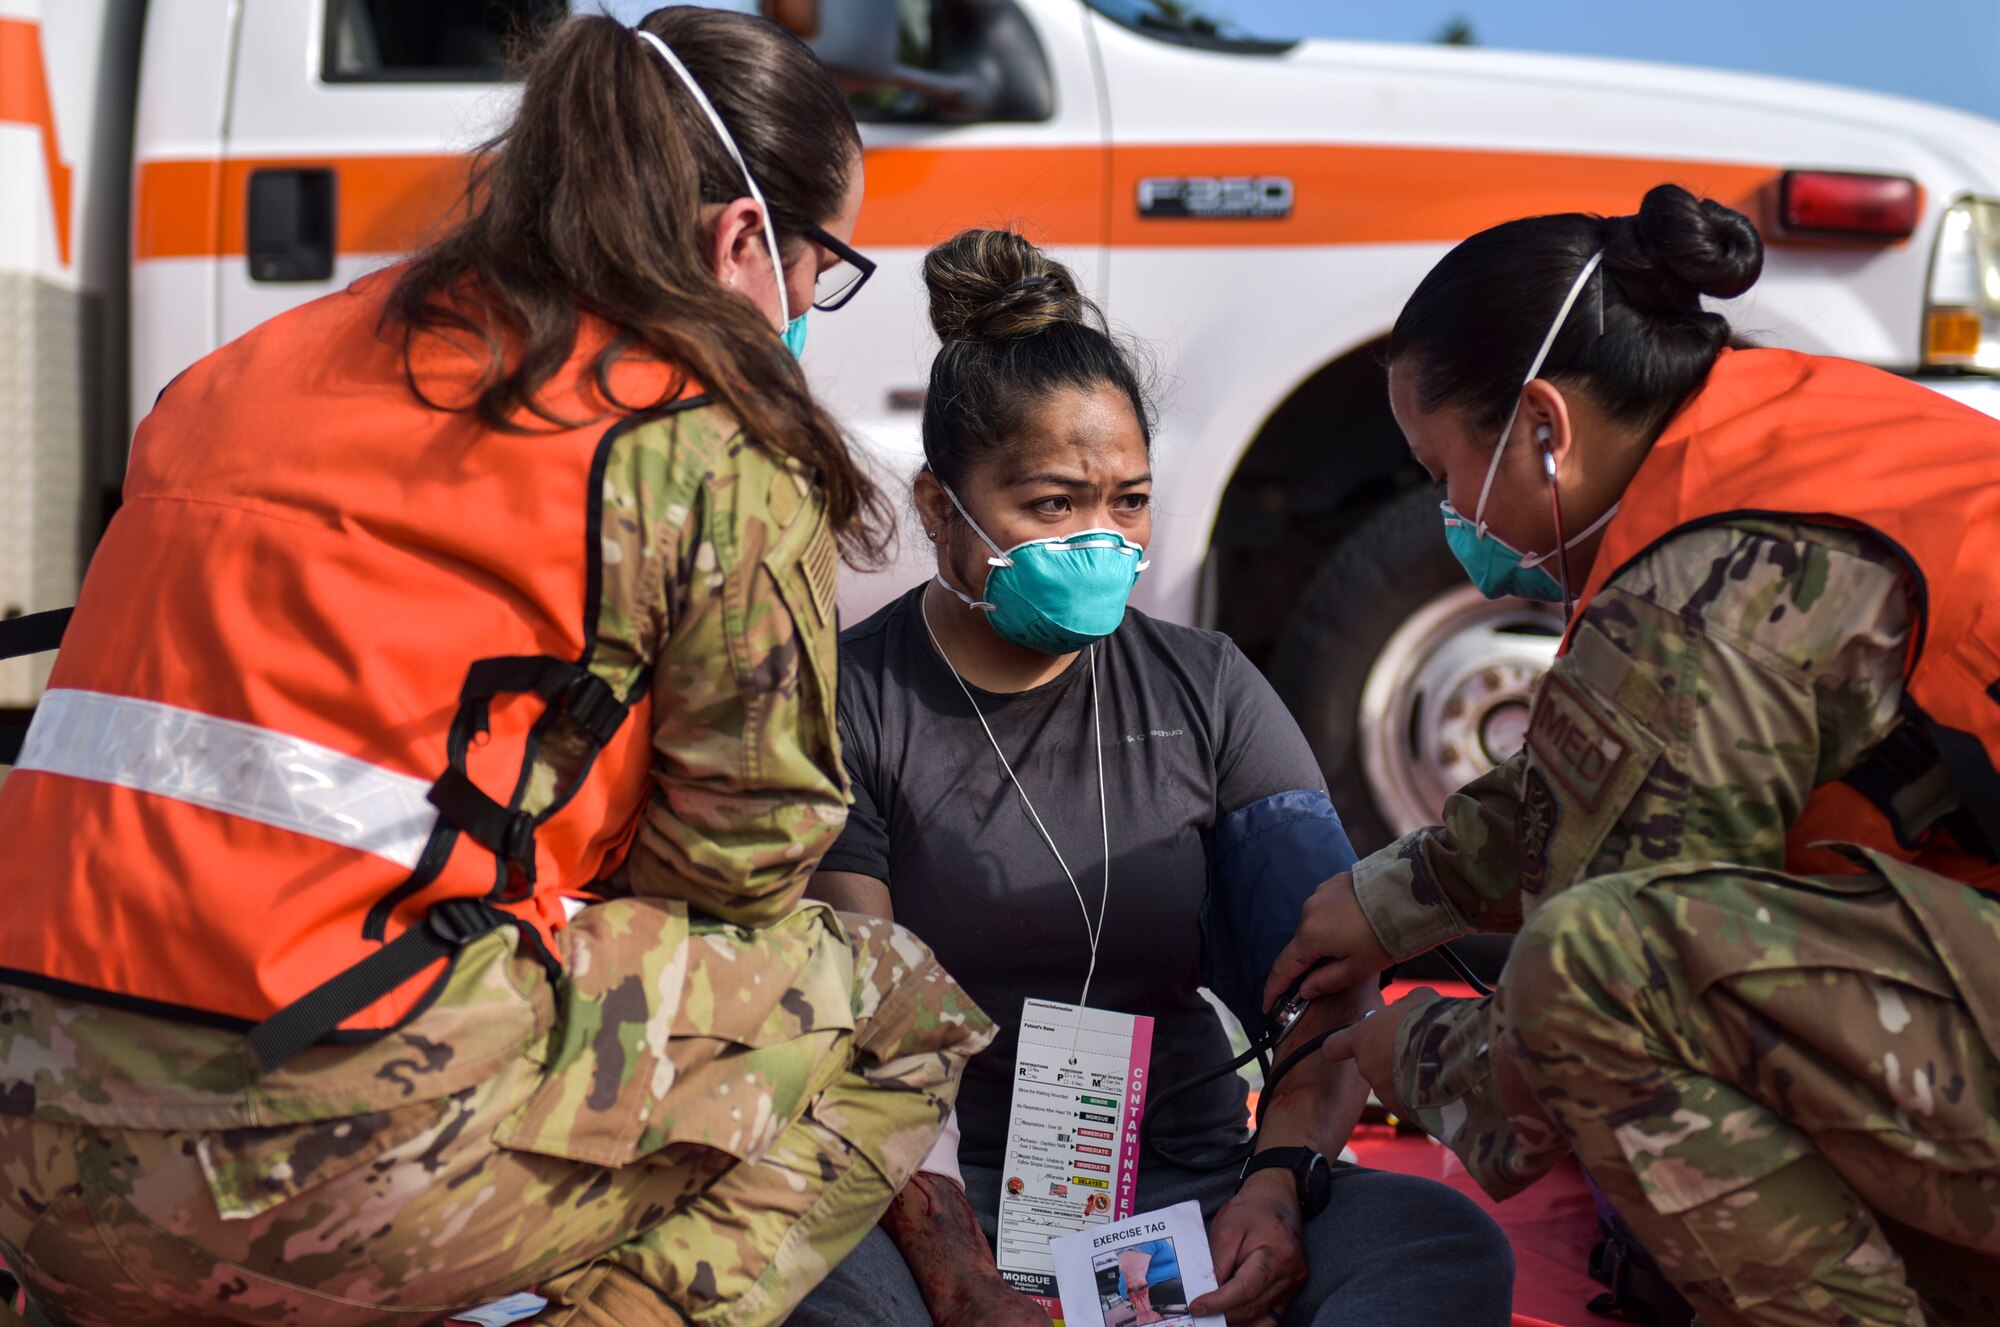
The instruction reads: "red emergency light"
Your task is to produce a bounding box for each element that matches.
[1778,170,1920,240]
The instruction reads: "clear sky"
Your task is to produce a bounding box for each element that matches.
[1215,0,2000,124]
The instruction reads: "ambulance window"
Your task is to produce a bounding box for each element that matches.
[846,0,938,123]
[1082,0,1296,55]
[842,0,1054,124]
[323,0,568,83]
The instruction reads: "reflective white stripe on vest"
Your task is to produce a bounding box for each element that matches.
[15,689,439,869]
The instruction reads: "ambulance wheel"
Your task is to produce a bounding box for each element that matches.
[1270,483,1560,978]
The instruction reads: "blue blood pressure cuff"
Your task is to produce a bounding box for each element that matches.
[1200,789,1358,1032]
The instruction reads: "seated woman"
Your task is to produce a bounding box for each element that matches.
[795,229,1513,1327]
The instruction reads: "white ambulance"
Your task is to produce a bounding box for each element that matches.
[9,0,2000,851]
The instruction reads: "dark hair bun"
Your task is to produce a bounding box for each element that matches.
[924,228,1090,342]
[1606,184,1764,312]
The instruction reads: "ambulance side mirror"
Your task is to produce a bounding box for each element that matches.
[780,0,1052,124]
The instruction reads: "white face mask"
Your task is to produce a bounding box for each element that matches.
[634,28,794,335]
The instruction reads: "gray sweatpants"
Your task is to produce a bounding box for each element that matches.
[790,1159,1515,1326]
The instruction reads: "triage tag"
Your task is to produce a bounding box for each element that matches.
[994,999,1154,1316]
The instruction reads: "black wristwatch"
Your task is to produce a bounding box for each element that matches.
[1237,1146,1333,1220]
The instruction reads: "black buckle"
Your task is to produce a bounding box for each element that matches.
[496,807,536,891]
[427,896,502,946]
[457,656,625,748]
[423,767,540,899]
[1587,1236,1664,1325]
[1590,1231,1626,1284]
[499,809,535,861]
[1587,1293,1653,1325]
[559,670,624,746]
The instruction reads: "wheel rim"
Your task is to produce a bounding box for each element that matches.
[1357,585,1562,838]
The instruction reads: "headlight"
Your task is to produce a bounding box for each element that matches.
[1923,198,2000,370]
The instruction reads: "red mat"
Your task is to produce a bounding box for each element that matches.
[1356,979,1604,1327]
[1349,1128,1604,1326]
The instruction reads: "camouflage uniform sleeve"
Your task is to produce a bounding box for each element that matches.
[1351,752,1530,961]
[1388,519,1915,1197]
[601,404,849,928]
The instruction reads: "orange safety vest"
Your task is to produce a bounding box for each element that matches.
[0,271,697,1066]
[1567,347,2000,891]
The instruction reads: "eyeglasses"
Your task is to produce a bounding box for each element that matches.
[805,226,875,312]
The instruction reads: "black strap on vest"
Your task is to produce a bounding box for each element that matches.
[1840,717,1940,846]
[461,656,625,747]
[246,897,512,1071]
[1,609,633,1068]
[422,656,627,900]
[1915,708,2000,862]
[1841,709,2000,863]
[248,653,632,1069]
[428,767,540,889]
[0,609,73,766]
[0,608,72,659]
[0,721,27,770]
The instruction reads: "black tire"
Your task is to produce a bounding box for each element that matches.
[1268,483,1515,984]
[1269,483,1470,855]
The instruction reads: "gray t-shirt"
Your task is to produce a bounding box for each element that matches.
[822,586,1326,1167]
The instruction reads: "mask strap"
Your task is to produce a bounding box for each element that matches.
[934,481,1007,611]
[1518,500,1619,571]
[1473,250,1605,534]
[635,29,790,329]
[934,573,995,614]
[939,482,1011,566]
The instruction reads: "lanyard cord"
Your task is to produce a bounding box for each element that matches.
[920,593,1111,1013]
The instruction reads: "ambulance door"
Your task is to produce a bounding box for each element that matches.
[807,0,1109,616]
[207,1,551,361]
[129,0,235,427]
[6,0,141,706]
[1081,4,1339,629]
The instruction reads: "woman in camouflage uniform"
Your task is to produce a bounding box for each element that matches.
[0,10,988,1327]
[1268,185,2000,1326]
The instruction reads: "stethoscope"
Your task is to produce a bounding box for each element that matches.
[1141,944,1495,1170]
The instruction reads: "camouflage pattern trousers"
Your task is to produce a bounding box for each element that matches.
[0,906,991,1327]
[1495,855,2000,1327]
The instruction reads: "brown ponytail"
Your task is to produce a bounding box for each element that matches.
[386,8,891,565]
